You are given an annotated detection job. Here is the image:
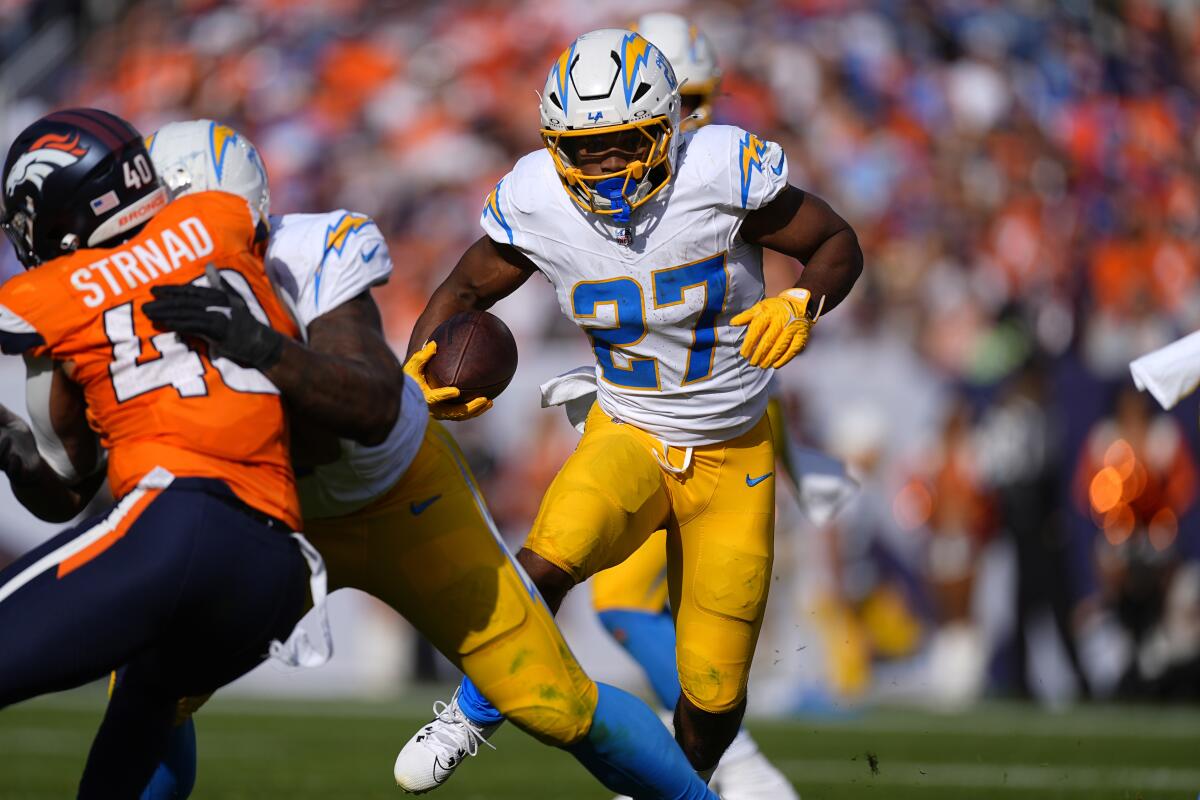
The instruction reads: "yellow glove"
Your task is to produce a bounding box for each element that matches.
[731,288,817,369]
[403,341,493,421]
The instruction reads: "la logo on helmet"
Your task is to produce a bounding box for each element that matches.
[5,133,89,195]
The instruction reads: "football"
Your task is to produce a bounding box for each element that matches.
[425,310,519,401]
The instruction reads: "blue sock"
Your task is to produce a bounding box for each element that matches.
[140,717,196,800]
[460,610,684,725]
[567,683,716,800]
[598,609,682,710]
[456,676,505,726]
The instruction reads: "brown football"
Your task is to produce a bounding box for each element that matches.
[426,311,518,401]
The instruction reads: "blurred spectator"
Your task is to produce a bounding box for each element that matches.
[1073,385,1200,697]
[4,0,1200,707]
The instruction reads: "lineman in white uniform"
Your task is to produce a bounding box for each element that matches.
[398,27,862,789]
[59,119,719,800]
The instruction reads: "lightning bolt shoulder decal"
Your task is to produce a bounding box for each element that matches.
[314,212,378,306]
[482,180,514,244]
[737,131,780,209]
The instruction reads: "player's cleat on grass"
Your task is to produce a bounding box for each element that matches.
[394,689,500,793]
[710,730,799,800]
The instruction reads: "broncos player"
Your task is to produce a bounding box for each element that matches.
[119,119,718,799]
[581,14,800,799]
[0,109,313,797]
[396,27,862,786]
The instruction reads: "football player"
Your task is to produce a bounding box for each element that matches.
[0,109,312,797]
[396,27,862,788]
[589,14,799,798]
[123,120,718,799]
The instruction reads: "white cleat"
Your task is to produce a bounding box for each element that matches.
[711,733,799,800]
[394,689,501,793]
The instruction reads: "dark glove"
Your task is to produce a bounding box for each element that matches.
[0,405,42,488]
[144,263,284,371]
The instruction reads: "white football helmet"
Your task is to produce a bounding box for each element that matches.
[539,29,682,223]
[146,119,270,225]
[632,12,722,131]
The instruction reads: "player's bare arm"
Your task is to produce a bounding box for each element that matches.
[741,185,863,313]
[403,236,535,421]
[408,236,536,358]
[145,267,401,447]
[733,186,863,368]
[1,361,104,522]
[267,291,403,447]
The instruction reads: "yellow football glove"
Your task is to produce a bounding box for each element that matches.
[731,288,818,369]
[403,341,493,421]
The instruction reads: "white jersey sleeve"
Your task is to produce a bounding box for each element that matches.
[266,210,393,327]
[687,124,789,213]
[479,155,543,254]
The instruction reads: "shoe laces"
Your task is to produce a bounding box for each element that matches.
[422,698,496,761]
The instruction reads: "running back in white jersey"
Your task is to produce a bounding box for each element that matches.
[266,210,428,518]
[481,124,789,446]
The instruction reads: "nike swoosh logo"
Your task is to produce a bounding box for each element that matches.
[410,495,441,515]
[362,244,380,263]
[746,472,773,487]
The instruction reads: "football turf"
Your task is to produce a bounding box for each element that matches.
[2,688,1197,799]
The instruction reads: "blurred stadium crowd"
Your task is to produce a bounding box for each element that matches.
[2,0,1199,708]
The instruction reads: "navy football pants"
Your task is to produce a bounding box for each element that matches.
[0,475,308,798]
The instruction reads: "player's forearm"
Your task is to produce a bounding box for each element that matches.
[409,238,536,358]
[792,227,862,315]
[266,338,401,447]
[12,461,103,523]
[408,283,483,358]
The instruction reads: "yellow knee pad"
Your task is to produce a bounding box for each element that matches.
[483,663,599,746]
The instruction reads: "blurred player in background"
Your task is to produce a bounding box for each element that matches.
[0,108,312,797]
[398,25,861,789]
[135,120,719,800]
[583,13,797,799]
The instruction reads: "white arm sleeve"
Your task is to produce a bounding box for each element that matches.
[24,355,104,484]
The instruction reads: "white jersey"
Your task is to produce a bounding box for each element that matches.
[481,124,789,446]
[266,210,427,519]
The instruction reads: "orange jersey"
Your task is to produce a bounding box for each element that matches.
[0,191,301,528]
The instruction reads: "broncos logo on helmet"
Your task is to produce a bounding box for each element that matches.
[4,133,89,196]
[2,108,166,268]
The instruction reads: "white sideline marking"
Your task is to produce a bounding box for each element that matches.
[781,758,1200,791]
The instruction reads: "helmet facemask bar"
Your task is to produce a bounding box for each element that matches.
[1,197,40,268]
[541,116,674,222]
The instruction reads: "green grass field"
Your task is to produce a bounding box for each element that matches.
[2,687,1198,799]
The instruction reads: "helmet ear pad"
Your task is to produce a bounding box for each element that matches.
[2,108,165,267]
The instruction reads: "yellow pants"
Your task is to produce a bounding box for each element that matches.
[590,398,787,618]
[591,530,670,614]
[173,421,597,746]
[529,404,775,713]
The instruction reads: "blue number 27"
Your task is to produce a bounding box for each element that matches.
[571,253,728,390]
